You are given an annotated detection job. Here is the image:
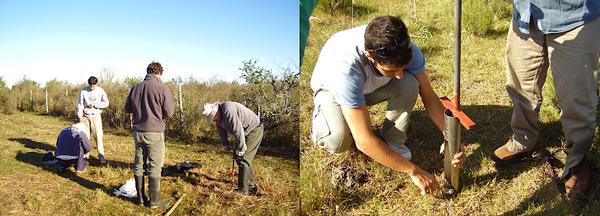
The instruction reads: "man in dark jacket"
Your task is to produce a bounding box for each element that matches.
[124,61,174,208]
[55,123,92,173]
[203,101,263,195]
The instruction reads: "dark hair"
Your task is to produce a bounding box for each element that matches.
[147,61,163,75]
[87,76,98,85]
[364,16,412,67]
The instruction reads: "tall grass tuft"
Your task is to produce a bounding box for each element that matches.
[464,0,512,36]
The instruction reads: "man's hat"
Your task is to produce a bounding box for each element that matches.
[202,102,219,123]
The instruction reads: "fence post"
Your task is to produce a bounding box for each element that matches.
[65,88,69,112]
[178,83,184,128]
[30,89,33,111]
[45,89,48,113]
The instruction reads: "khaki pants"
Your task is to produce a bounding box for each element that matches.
[81,114,104,157]
[505,18,600,178]
[133,131,165,178]
[237,124,263,167]
[235,124,263,189]
[311,72,419,154]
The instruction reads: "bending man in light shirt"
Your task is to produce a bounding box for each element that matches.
[203,101,263,196]
[77,76,110,165]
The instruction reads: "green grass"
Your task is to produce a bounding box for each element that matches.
[0,112,298,215]
[300,0,600,215]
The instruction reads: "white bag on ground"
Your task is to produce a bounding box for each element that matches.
[113,178,137,198]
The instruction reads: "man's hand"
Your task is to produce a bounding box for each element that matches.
[221,144,233,152]
[439,142,466,168]
[408,167,440,195]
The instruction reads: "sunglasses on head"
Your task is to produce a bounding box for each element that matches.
[366,37,410,59]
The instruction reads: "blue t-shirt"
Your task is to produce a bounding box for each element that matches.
[513,0,600,34]
[310,25,425,108]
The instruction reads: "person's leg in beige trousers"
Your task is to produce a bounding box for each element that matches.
[82,114,105,161]
[503,17,600,180]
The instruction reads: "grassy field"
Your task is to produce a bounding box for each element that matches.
[300,0,600,215]
[0,112,298,215]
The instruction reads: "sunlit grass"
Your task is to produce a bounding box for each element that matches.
[0,112,298,215]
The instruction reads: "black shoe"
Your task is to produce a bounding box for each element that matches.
[148,177,170,209]
[98,155,107,165]
[134,175,147,206]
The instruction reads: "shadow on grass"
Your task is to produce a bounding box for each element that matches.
[15,151,110,194]
[88,155,134,170]
[162,163,233,189]
[14,151,144,207]
[197,137,299,160]
[335,189,370,213]
[257,146,299,160]
[11,137,138,204]
[480,26,509,39]
[499,181,568,216]
[407,104,592,213]
[8,137,55,151]
[410,104,562,177]
[177,172,234,190]
[9,137,134,170]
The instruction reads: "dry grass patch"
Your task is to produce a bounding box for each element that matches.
[0,112,298,215]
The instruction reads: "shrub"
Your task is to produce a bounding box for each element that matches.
[0,77,16,114]
[239,60,299,148]
[45,79,75,117]
[10,78,43,112]
[164,78,244,142]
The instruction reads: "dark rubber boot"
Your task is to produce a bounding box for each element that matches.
[134,175,146,206]
[148,177,169,209]
[248,170,258,195]
[234,166,251,195]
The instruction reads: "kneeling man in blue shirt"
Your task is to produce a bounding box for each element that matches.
[56,123,92,173]
[310,16,465,195]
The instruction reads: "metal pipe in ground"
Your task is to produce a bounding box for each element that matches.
[443,109,461,191]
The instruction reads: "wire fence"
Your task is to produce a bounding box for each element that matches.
[3,78,298,149]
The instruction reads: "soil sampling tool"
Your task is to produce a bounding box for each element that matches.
[440,0,476,196]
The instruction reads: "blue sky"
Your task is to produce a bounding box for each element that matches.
[0,0,298,87]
